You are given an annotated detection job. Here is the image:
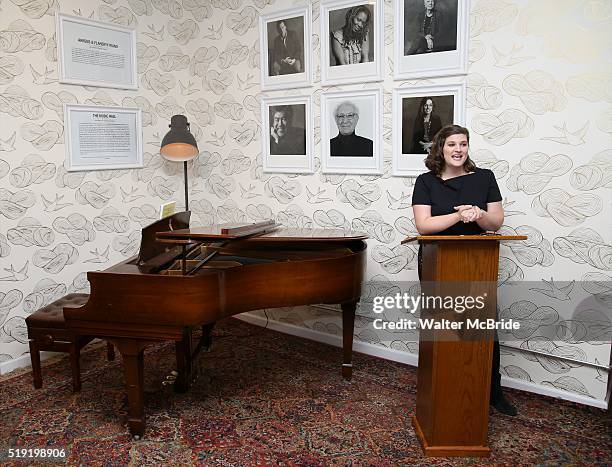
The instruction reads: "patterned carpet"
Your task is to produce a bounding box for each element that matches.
[1,318,610,465]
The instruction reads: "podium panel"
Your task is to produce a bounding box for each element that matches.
[404,235,526,457]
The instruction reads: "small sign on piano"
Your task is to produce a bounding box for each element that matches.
[159,201,176,219]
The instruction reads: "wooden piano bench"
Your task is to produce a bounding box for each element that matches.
[25,293,115,392]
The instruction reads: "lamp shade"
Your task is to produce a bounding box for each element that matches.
[160,114,198,162]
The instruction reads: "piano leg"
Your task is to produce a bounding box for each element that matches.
[113,339,151,439]
[341,300,357,380]
[174,324,214,393]
[200,323,215,352]
[174,329,193,393]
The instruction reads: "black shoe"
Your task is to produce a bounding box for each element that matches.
[491,395,518,416]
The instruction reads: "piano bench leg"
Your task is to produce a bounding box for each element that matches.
[69,346,82,392]
[29,341,43,389]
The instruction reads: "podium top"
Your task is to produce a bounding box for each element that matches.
[402,234,527,244]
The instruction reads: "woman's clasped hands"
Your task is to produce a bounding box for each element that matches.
[454,205,485,223]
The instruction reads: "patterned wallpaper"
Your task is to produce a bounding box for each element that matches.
[0,0,610,405]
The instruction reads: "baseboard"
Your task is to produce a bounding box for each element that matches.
[0,351,58,376]
[236,314,608,409]
[236,314,420,367]
[501,375,608,409]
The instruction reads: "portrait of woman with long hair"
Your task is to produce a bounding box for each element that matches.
[330,5,373,65]
[401,94,453,155]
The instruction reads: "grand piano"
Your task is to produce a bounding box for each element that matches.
[63,212,367,437]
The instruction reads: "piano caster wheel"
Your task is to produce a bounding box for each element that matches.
[133,435,141,441]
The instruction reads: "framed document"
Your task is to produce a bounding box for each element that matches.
[56,13,137,89]
[64,104,143,172]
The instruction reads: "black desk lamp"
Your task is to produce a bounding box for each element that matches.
[160,115,198,211]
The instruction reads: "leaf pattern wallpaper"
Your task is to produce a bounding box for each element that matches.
[0,0,610,406]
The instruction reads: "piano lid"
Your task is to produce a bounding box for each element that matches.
[156,224,368,242]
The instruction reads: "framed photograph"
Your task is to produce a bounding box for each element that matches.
[394,0,469,80]
[259,6,311,91]
[64,104,143,172]
[261,95,313,173]
[321,88,382,174]
[320,0,383,86]
[56,13,137,89]
[392,83,466,176]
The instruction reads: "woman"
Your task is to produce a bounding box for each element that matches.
[331,5,371,65]
[409,96,442,154]
[411,124,517,416]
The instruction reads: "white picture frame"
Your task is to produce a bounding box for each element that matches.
[261,95,314,174]
[64,104,143,172]
[394,0,469,80]
[321,88,382,175]
[259,6,312,91]
[56,12,137,90]
[320,0,383,86]
[392,82,466,176]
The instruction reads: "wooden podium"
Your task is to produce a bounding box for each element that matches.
[403,235,526,457]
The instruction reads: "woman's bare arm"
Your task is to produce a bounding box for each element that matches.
[331,32,347,65]
[361,35,369,62]
[475,201,504,231]
[413,204,469,235]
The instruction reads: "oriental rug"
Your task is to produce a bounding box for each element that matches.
[1,318,610,465]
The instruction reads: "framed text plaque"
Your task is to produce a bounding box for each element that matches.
[57,13,138,89]
[64,104,143,171]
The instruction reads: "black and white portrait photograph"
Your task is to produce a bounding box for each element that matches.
[261,95,313,173]
[402,95,454,155]
[321,88,382,174]
[329,4,374,66]
[403,0,457,56]
[268,17,304,76]
[320,0,383,86]
[269,104,306,156]
[394,0,468,79]
[392,83,466,176]
[259,6,311,90]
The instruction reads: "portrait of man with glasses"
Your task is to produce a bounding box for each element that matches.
[330,101,374,157]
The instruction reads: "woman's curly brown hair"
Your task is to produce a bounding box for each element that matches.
[342,5,371,44]
[424,124,476,176]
